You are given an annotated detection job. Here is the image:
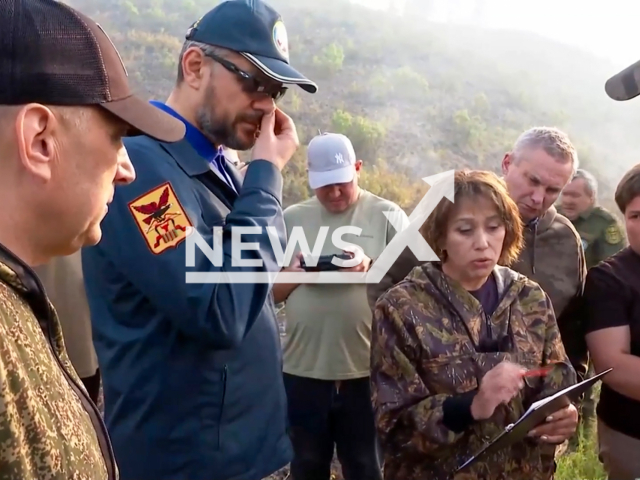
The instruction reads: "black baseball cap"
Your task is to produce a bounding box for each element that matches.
[0,0,185,142]
[605,59,640,101]
[186,0,318,94]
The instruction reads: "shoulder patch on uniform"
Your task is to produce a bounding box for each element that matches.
[128,182,193,255]
[604,224,623,245]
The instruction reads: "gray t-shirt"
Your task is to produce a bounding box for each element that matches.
[282,189,408,380]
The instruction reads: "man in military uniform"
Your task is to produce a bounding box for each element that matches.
[560,169,627,269]
[559,169,627,442]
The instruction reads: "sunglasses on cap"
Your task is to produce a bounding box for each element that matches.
[205,51,288,102]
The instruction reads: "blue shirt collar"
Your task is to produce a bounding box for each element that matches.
[149,100,223,161]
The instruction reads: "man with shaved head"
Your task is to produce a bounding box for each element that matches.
[81,1,316,479]
[0,0,185,478]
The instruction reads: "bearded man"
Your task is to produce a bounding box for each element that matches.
[80,1,317,479]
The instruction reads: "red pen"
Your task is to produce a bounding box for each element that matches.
[523,365,554,378]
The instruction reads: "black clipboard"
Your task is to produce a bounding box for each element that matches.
[455,367,613,473]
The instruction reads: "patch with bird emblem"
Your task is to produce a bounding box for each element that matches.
[128,182,193,255]
[604,224,622,245]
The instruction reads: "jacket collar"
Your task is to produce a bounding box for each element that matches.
[408,262,527,349]
[158,137,210,177]
[528,205,558,234]
[0,242,51,335]
[577,205,595,221]
[414,262,525,318]
[149,101,244,194]
[157,138,244,199]
[150,101,219,161]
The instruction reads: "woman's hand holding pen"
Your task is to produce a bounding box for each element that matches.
[471,361,527,421]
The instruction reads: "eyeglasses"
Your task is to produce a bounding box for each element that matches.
[205,52,288,102]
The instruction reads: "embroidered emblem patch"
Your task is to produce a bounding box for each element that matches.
[272,20,289,59]
[186,15,203,38]
[604,224,622,245]
[128,182,193,255]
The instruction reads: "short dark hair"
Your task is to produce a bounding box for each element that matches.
[176,40,224,84]
[420,169,524,266]
[615,164,640,214]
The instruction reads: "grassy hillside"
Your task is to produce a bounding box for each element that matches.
[66,0,639,213]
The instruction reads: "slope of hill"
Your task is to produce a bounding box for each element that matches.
[65,0,639,212]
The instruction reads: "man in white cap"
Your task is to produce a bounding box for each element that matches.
[272,133,408,480]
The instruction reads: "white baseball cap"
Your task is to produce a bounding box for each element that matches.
[306,133,357,189]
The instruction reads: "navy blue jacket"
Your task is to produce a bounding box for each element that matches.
[81,134,292,480]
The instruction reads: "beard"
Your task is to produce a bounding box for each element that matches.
[195,84,263,151]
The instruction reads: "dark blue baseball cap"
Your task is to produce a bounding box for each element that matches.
[185,0,317,94]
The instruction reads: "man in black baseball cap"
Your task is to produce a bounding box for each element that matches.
[185,0,317,95]
[146,0,317,153]
[0,0,183,479]
[605,59,640,101]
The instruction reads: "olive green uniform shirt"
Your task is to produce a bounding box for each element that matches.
[563,205,627,269]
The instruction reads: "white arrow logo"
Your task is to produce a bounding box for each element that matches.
[366,169,454,283]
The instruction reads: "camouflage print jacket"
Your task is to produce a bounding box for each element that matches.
[0,245,117,480]
[370,263,577,480]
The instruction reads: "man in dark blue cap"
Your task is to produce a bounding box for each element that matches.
[81,1,317,479]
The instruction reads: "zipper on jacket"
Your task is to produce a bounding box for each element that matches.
[528,221,538,275]
[428,268,514,352]
[484,312,493,340]
[217,364,228,450]
[32,273,118,480]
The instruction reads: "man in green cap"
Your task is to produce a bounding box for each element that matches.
[559,168,626,443]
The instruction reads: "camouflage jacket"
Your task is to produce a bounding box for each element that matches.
[0,246,117,480]
[370,263,576,480]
